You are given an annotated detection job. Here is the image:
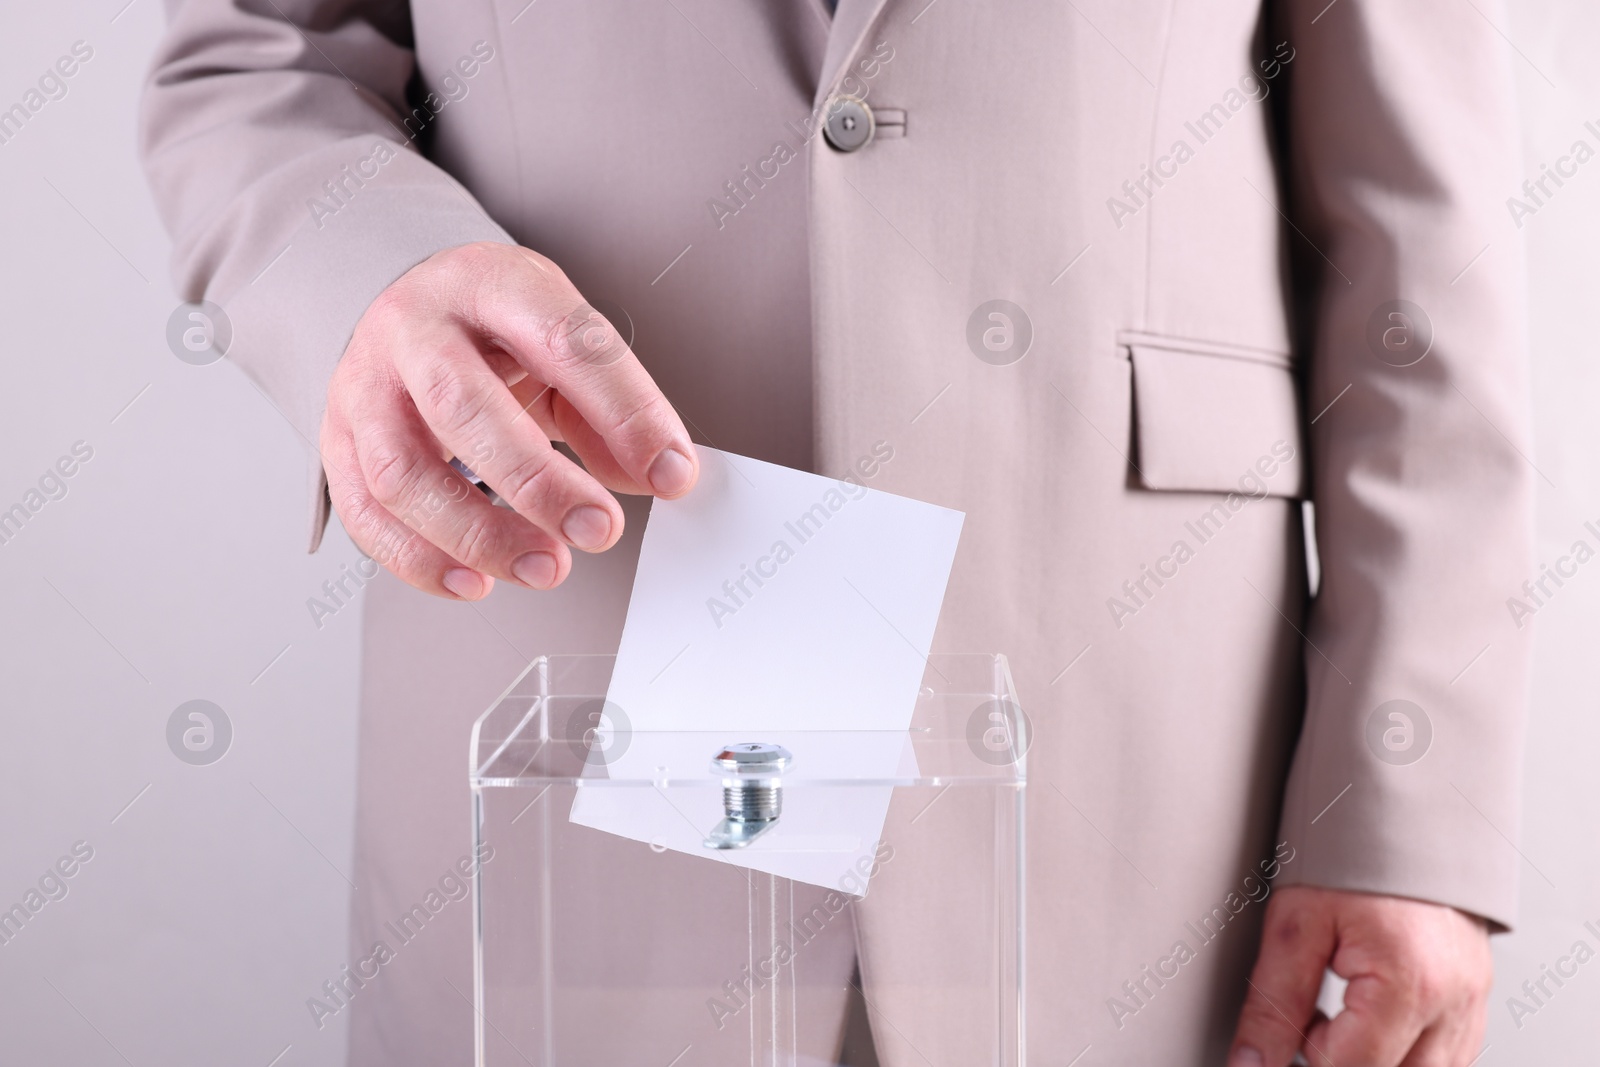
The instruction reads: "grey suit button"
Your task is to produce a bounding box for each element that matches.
[823,95,874,152]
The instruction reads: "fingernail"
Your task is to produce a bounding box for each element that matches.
[443,568,488,600]
[560,505,612,550]
[1229,1048,1264,1067]
[648,447,694,496]
[512,551,559,589]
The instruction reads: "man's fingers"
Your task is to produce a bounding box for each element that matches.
[1438,982,1491,1067]
[322,417,495,600]
[506,375,560,439]
[549,389,655,495]
[1394,1021,1467,1067]
[1319,986,1430,1066]
[1429,923,1492,1067]
[1312,902,1472,1067]
[1311,968,1434,1067]
[505,380,675,499]
[1230,893,1339,1067]
[1301,1012,1333,1065]
[349,398,573,590]
[462,247,699,497]
[390,335,625,553]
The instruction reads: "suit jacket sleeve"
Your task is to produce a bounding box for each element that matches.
[1272,0,1536,929]
[140,0,513,552]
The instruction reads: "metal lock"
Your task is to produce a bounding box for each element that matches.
[703,742,793,850]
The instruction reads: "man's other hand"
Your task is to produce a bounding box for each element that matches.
[1230,885,1493,1067]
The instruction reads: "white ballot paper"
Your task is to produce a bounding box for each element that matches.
[570,445,964,894]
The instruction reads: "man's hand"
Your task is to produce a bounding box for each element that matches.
[319,241,699,600]
[1230,886,1492,1067]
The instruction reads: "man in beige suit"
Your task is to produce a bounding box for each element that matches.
[142,1,1532,1064]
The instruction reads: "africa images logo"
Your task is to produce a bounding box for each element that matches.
[166,700,232,766]
[1364,700,1432,767]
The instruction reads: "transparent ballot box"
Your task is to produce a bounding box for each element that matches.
[469,653,1026,1067]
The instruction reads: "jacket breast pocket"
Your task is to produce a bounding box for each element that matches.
[1120,331,1306,499]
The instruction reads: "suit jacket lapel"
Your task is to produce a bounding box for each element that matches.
[814,0,893,111]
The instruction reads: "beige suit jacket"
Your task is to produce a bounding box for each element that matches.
[142,0,1534,1063]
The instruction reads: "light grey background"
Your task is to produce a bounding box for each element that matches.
[0,5,364,1065]
[0,2,1594,1064]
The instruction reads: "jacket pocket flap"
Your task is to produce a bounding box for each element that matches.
[1126,335,1305,499]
